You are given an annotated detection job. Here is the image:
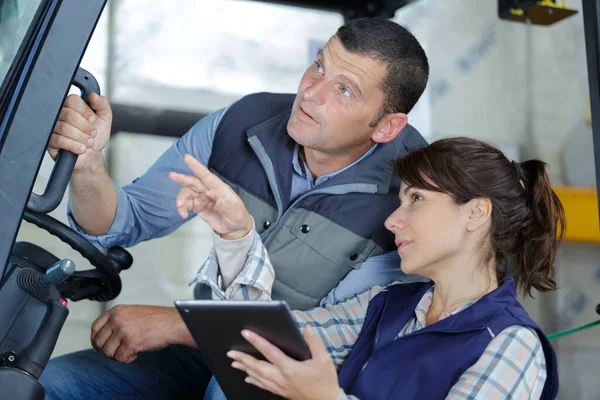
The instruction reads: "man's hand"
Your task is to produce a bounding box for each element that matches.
[48,93,112,173]
[90,305,194,364]
[169,154,253,240]
[227,326,342,400]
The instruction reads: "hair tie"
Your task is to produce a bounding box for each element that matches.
[512,160,526,191]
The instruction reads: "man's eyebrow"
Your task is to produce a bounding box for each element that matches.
[316,48,324,60]
[316,48,363,97]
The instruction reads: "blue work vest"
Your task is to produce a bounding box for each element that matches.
[338,278,558,399]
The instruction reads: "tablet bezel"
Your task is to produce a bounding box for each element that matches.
[175,300,311,400]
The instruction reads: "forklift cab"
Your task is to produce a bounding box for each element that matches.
[3,0,600,399]
[0,1,131,398]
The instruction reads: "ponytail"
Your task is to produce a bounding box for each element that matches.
[517,160,565,297]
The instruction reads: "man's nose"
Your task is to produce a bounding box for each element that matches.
[303,78,328,105]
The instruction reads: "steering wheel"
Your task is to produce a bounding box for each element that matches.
[15,210,132,302]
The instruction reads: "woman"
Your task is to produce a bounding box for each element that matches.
[170,137,563,400]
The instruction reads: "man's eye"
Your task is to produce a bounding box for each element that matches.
[340,86,352,97]
[314,62,324,73]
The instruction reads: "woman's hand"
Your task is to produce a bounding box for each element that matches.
[227,326,342,400]
[169,154,253,240]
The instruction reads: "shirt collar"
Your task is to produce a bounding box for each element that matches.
[292,143,378,186]
[413,286,480,329]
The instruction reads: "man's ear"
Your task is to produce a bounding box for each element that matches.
[372,112,408,143]
[466,198,493,232]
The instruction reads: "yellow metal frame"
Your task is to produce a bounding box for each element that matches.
[511,1,568,16]
[537,0,567,9]
[553,186,600,243]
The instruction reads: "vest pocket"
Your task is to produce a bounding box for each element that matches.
[289,209,376,268]
[267,209,378,304]
[268,228,355,304]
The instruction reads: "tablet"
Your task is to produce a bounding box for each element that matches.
[174,300,312,400]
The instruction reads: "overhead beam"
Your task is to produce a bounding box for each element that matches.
[110,103,206,138]
[249,0,416,20]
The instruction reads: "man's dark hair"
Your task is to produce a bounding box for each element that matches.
[336,18,429,125]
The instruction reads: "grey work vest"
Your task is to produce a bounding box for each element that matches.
[202,92,428,310]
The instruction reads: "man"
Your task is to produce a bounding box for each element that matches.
[40,17,429,399]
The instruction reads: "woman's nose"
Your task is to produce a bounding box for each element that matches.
[384,208,405,232]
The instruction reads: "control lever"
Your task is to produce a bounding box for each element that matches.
[42,259,75,286]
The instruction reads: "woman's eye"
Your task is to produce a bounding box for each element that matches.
[411,193,422,203]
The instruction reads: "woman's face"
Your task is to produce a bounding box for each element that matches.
[384,181,473,278]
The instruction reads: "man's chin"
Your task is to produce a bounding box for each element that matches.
[287,119,314,143]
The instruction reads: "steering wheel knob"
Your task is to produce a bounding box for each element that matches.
[106,247,133,273]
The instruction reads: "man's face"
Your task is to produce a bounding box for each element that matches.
[287,36,387,155]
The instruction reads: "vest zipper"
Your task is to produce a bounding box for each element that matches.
[358,340,377,375]
[247,136,285,221]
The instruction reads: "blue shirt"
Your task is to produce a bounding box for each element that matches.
[67,106,421,306]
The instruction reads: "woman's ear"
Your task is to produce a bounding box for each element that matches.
[466,198,492,232]
[372,113,408,143]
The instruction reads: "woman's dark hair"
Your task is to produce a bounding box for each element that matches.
[393,137,565,297]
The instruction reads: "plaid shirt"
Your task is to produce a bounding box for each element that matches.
[190,232,547,400]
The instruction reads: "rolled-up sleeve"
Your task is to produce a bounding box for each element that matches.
[66,182,132,249]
